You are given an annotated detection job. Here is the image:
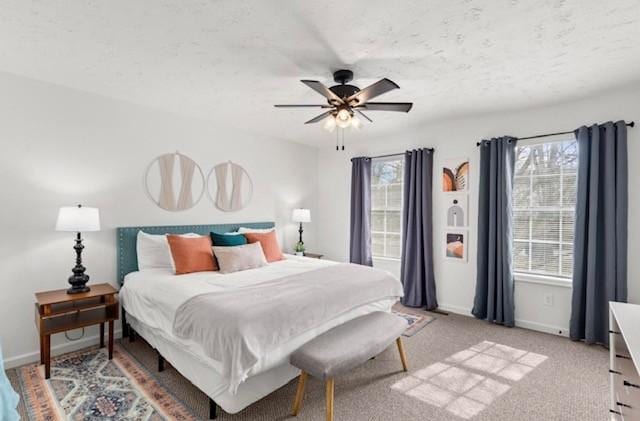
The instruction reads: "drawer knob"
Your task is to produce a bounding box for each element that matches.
[623,380,640,389]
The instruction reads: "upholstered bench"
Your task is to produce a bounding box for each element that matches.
[290,311,409,421]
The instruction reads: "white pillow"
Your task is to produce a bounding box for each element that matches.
[136,231,201,271]
[136,231,173,271]
[237,227,275,234]
[212,242,268,274]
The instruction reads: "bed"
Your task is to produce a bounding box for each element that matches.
[117,222,403,415]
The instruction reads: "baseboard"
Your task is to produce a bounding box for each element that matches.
[514,319,569,337]
[436,302,568,337]
[437,302,473,316]
[3,329,123,369]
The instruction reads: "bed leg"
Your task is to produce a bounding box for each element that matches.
[129,328,136,343]
[122,309,129,338]
[209,397,217,419]
[157,351,165,372]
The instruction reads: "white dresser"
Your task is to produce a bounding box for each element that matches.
[610,302,640,420]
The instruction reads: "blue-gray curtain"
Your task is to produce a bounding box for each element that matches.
[570,121,628,345]
[472,136,517,327]
[350,157,373,266]
[401,149,437,309]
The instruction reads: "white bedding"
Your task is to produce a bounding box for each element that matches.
[119,255,402,399]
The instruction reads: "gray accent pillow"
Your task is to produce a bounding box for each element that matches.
[212,242,268,274]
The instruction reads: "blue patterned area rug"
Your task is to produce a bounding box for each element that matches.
[12,344,197,420]
[392,307,436,337]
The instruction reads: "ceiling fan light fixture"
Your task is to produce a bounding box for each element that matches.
[323,116,337,132]
[351,115,362,130]
[336,108,352,129]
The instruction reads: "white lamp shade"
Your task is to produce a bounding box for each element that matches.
[56,206,101,232]
[292,208,311,223]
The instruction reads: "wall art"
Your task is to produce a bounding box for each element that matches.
[442,158,469,192]
[207,161,253,212]
[445,194,468,228]
[444,230,468,261]
[145,152,204,211]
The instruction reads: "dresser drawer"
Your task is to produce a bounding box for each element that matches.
[612,331,631,359]
[617,400,640,421]
[613,355,640,385]
[614,376,640,421]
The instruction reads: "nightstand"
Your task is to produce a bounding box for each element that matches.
[303,252,324,259]
[35,283,119,379]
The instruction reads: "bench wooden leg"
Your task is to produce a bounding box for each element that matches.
[325,378,334,421]
[291,371,307,416]
[396,337,408,371]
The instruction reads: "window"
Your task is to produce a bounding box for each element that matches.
[371,157,404,259]
[513,138,577,278]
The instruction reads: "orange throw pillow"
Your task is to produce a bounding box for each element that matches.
[244,231,284,263]
[167,235,218,274]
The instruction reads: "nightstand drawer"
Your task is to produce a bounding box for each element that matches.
[38,302,119,335]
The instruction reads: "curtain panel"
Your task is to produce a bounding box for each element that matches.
[349,157,373,266]
[570,121,628,345]
[472,136,517,327]
[400,148,437,309]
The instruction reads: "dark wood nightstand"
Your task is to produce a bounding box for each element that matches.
[35,283,119,379]
[303,252,324,259]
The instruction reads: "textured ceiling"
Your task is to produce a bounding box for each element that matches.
[1,0,639,147]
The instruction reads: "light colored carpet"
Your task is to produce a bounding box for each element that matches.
[8,306,608,420]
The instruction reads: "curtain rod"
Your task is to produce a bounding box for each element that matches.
[475,121,635,147]
[364,148,435,161]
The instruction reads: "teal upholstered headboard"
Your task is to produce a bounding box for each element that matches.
[116,222,275,284]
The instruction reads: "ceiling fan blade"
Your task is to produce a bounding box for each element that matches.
[355,109,372,123]
[358,102,413,112]
[346,78,399,105]
[301,80,343,104]
[274,104,332,108]
[304,110,334,124]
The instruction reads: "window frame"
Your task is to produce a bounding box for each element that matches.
[370,156,404,260]
[512,135,577,284]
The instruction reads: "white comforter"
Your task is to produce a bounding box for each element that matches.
[119,255,403,392]
[173,263,404,393]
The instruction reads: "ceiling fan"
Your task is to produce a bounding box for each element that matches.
[274,70,413,132]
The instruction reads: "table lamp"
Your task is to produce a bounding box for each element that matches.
[292,208,311,246]
[56,204,101,294]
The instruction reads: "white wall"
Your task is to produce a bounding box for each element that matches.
[316,84,640,335]
[0,72,318,367]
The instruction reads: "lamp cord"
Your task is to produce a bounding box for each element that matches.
[64,328,85,341]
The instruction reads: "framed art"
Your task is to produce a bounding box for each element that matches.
[444,230,468,262]
[445,194,468,228]
[442,158,469,192]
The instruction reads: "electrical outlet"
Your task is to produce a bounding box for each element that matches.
[543,293,553,306]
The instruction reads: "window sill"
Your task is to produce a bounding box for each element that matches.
[372,256,401,262]
[514,272,572,288]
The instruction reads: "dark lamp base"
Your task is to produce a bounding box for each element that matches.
[67,284,91,294]
[67,231,91,294]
